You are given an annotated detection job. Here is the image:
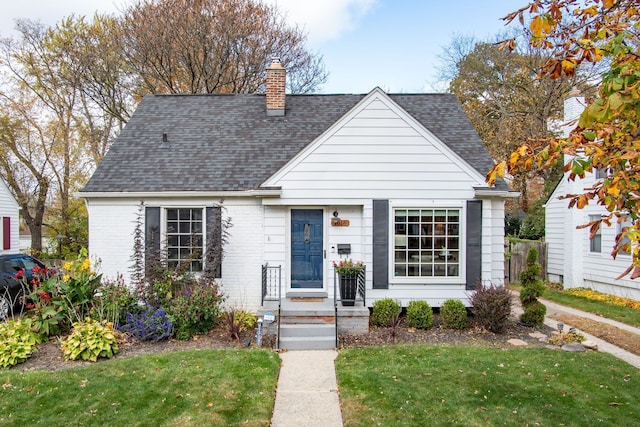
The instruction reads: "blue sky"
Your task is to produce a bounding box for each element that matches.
[1,0,521,93]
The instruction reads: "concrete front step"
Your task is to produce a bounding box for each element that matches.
[279,335,336,351]
[280,323,335,338]
[279,319,337,350]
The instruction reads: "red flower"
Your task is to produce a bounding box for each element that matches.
[30,279,40,286]
[32,265,42,274]
[38,292,51,302]
[14,269,24,279]
[25,303,34,310]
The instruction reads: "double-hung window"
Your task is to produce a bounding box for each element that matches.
[166,208,204,272]
[394,208,460,278]
[589,215,601,253]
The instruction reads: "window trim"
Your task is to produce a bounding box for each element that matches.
[162,207,206,272]
[389,203,466,285]
[588,214,602,254]
[616,214,633,257]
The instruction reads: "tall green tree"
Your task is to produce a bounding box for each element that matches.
[0,19,103,254]
[443,33,596,211]
[488,0,640,277]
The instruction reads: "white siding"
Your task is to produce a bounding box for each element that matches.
[483,198,506,286]
[264,90,507,305]
[545,178,568,281]
[264,93,486,202]
[0,180,19,254]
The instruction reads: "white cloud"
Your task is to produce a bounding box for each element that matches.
[262,0,379,45]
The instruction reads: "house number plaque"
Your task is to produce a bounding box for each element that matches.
[331,219,350,226]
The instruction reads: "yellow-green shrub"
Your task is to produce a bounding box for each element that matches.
[61,318,119,362]
[0,318,42,369]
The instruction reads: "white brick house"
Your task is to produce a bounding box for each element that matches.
[0,179,19,254]
[79,60,517,312]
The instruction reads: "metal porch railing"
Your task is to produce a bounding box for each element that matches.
[261,264,282,348]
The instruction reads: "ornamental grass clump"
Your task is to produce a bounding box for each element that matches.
[406,300,433,329]
[224,309,257,340]
[519,247,546,326]
[471,283,512,333]
[370,298,400,327]
[440,299,468,329]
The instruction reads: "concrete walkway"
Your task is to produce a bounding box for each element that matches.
[271,350,343,427]
[540,297,640,369]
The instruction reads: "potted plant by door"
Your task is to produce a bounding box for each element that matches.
[333,259,364,306]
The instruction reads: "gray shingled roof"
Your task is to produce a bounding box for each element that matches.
[82,91,508,193]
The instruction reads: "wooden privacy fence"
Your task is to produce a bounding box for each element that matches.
[505,240,547,284]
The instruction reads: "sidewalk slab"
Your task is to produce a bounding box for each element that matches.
[271,350,343,427]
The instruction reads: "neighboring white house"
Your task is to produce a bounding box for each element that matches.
[546,91,640,300]
[0,178,19,254]
[79,60,517,312]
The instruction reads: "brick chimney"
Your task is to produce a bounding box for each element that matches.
[266,57,286,116]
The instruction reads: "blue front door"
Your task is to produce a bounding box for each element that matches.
[291,209,323,288]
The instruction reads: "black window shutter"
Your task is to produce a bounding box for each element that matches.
[466,200,483,290]
[206,206,222,278]
[372,199,389,289]
[145,207,161,273]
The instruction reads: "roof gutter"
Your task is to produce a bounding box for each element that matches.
[75,189,283,199]
[473,187,520,198]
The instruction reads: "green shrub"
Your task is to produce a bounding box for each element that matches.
[440,299,468,330]
[168,282,224,340]
[94,277,138,325]
[471,283,512,333]
[406,300,433,329]
[519,247,541,286]
[519,282,545,305]
[519,247,547,325]
[520,300,547,326]
[0,318,42,369]
[370,299,401,327]
[61,318,119,362]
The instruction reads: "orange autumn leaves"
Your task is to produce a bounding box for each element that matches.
[489,0,640,278]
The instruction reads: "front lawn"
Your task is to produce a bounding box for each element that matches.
[542,288,640,327]
[337,346,640,426]
[0,349,280,426]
